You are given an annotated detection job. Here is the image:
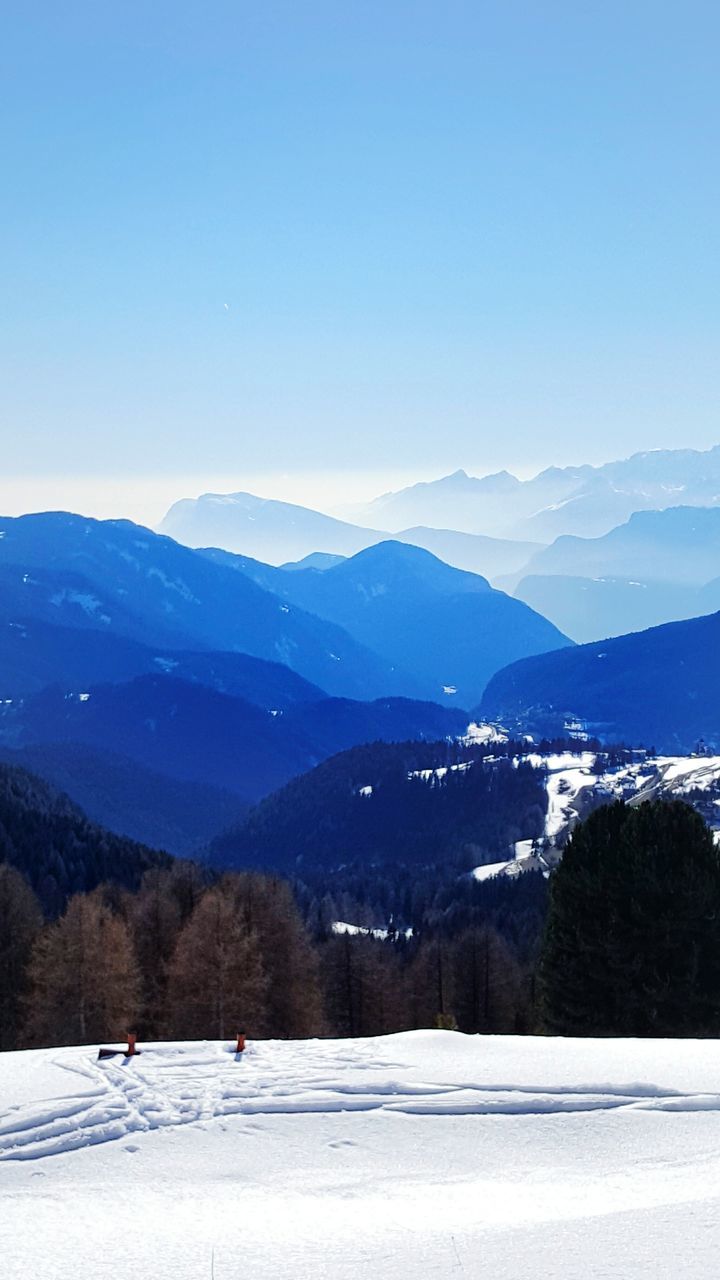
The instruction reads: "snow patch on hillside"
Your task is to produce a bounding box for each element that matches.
[475,750,720,885]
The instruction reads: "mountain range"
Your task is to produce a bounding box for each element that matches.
[159,491,540,577]
[0,513,568,705]
[507,506,720,642]
[157,446,720,646]
[0,675,468,805]
[0,512,418,700]
[339,445,720,540]
[513,506,720,586]
[201,540,571,706]
[4,445,720,863]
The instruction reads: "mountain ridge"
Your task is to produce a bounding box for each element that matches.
[479,609,720,752]
[199,539,573,706]
[338,445,720,540]
[0,512,422,700]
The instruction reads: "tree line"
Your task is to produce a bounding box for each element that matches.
[0,860,535,1052]
[4,795,719,1050]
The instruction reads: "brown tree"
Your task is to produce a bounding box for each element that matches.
[231,873,325,1037]
[129,868,184,1038]
[450,926,522,1034]
[25,890,141,1047]
[406,936,455,1030]
[167,881,267,1040]
[322,932,406,1037]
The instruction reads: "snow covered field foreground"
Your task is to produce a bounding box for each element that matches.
[4,1032,720,1278]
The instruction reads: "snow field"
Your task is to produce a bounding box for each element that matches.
[5,1033,720,1276]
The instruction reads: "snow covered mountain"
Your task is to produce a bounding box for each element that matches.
[158,489,542,577]
[340,445,720,540]
[501,749,720,878]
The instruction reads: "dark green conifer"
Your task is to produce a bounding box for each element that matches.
[540,800,720,1036]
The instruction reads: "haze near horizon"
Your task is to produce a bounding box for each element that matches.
[3,2,720,523]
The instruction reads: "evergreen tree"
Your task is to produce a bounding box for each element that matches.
[540,800,720,1036]
[25,890,141,1046]
[0,865,43,1050]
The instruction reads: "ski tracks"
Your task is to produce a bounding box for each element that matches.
[2,1038,718,1162]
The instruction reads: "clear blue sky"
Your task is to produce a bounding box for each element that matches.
[2,2,720,520]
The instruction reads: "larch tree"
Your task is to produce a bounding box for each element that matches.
[406,936,455,1030]
[25,890,141,1047]
[229,873,326,1037]
[167,882,267,1040]
[129,868,183,1038]
[322,932,404,1037]
[450,926,522,1034]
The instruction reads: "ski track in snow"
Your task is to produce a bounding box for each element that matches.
[4,1036,720,1163]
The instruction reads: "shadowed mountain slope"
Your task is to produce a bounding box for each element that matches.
[479,611,720,752]
[0,675,469,805]
[0,513,421,700]
[203,540,572,706]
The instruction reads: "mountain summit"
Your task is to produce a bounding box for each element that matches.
[340,445,720,540]
[209,539,571,705]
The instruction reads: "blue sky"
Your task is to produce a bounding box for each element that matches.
[2,2,719,521]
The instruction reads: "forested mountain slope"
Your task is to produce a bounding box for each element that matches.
[0,677,469,805]
[203,541,571,705]
[0,742,247,856]
[0,612,326,706]
[0,513,421,699]
[208,739,548,877]
[0,761,169,915]
[479,611,720,751]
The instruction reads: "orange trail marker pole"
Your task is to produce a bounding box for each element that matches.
[126,1033,137,1057]
[236,1033,246,1053]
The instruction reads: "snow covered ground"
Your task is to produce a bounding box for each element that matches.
[5,1031,720,1277]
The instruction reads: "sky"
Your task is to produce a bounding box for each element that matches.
[2,1,720,525]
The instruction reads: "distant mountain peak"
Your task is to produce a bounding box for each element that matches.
[326,539,491,590]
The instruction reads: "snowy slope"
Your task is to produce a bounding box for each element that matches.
[533,751,720,843]
[468,750,720,884]
[5,1032,720,1277]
